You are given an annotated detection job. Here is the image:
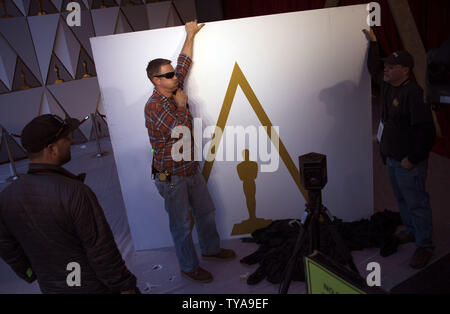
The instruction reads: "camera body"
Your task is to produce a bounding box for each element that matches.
[426,38,450,106]
[299,152,327,190]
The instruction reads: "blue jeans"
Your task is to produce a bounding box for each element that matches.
[154,170,220,272]
[386,157,434,249]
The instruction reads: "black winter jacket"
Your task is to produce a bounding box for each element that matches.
[0,163,137,293]
[367,42,436,164]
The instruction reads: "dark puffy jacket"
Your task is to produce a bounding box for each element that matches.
[0,163,137,293]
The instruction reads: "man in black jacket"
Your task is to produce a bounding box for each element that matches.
[0,114,138,293]
[363,28,436,269]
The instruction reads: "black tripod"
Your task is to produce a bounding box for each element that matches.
[279,153,360,294]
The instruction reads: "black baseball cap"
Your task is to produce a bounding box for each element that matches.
[21,114,80,153]
[383,50,415,70]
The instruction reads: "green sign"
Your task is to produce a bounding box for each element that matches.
[305,254,365,294]
[26,267,33,278]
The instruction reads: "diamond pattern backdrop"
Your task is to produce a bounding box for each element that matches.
[0,0,196,158]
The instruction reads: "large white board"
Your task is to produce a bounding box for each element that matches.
[91,5,373,250]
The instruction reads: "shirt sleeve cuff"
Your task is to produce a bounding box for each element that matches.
[176,105,189,114]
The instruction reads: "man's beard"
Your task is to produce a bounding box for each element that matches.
[58,150,71,166]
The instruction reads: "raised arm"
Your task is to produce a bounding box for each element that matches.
[363,28,384,85]
[181,20,205,58]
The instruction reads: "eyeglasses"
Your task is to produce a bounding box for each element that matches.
[153,72,176,79]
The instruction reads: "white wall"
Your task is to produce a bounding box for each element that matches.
[91,4,373,250]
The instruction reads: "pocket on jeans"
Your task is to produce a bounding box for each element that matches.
[413,172,425,191]
[154,180,166,198]
[398,164,418,176]
[192,172,204,186]
[165,176,181,197]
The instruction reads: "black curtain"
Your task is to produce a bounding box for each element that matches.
[222,0,450,158]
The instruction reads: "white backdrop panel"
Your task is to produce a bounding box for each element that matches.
[91,5,373,250]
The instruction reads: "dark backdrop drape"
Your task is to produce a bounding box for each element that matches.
[221,0,450,158]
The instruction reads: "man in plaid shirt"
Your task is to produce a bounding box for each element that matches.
[144,20,235,283]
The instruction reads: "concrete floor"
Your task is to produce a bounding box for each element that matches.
[1,97,449,294]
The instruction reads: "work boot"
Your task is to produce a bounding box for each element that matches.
[202,248,236,261]
[181,267,213,283]
[409,247,433,269]
[395,231,415,245]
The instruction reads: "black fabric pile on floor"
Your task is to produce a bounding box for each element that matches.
[334,209,403,256]
[240,209,402,285]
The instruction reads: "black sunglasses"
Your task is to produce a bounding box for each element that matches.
[47,115,68,146]
[153,71,176,79]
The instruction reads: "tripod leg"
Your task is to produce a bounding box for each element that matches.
[326,223,359,275]
[312,214,320,252]
[279,216,311,294]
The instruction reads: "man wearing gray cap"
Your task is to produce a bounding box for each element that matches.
[364,29,436,269]
[0,114,138,293]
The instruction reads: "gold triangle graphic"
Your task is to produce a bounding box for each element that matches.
[201,62,308,202]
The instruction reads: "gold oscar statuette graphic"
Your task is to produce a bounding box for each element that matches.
[53,66,64,84]
[0,0,12,18]
[231,149,272,236]
[82,61,91,79]
[37,0,47,15]
[202,62,308,201]
[100,0,108,9]
[20,72,31,90]
[191,62,309,235]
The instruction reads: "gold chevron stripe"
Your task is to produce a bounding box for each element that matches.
[201,62,308,201]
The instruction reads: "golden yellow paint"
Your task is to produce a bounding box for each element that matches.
[190,62,308,232]
[232,149,272,235]
[201,62,308,200]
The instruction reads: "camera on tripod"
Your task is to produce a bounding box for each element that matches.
[298,152,329,220]
[279,152,360,294]
[299,152,327,190]
[426,38,450,109]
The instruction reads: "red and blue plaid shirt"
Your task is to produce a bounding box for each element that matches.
[144,53,199,176]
